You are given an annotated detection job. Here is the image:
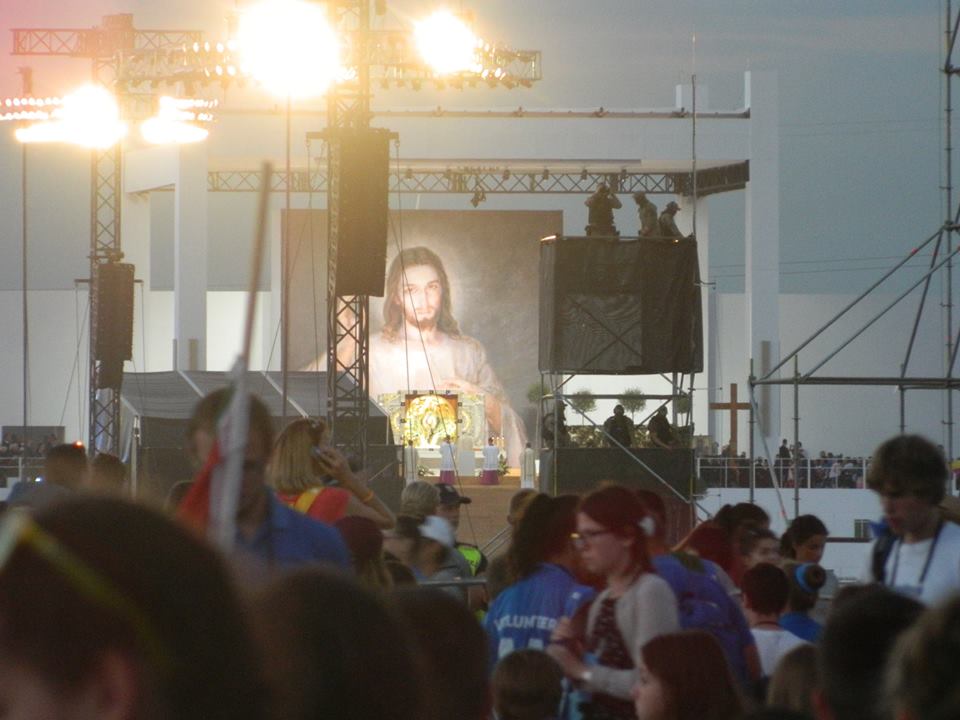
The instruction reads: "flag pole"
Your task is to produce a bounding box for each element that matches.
[242,162,273,365]
[208,162,273,550]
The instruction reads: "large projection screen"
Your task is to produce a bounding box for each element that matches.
[286,209,562,465]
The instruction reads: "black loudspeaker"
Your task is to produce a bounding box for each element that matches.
[335,128,390,297]
[539,236,703,374]
[94,263,134,387]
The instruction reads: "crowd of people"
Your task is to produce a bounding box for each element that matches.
[0,391,958,720]
[0,432,60,459]
[701,442,875,490]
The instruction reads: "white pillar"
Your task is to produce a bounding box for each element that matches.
[173,143,207,370]
[745,71,780,451]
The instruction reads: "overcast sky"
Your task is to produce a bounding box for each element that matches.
[0,1,947,294]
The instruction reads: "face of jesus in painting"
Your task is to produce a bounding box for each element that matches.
[398,264,443,331]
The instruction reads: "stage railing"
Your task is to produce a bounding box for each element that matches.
[697,456,871,489]
[0,457,44,482]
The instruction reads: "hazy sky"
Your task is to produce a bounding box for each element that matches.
[0,0,947,295]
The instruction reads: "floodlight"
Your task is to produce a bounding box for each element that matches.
[140,96,211,145]
[15,85,126,149]
[141,117,208,144]
[414,10,481,75]
[235,0,342,99]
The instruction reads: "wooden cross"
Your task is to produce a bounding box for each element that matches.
[709,383,751,456]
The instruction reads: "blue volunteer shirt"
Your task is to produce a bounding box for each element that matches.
[484,563,596,663]
[236,490,351,570]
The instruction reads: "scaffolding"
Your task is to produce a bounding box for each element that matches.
[747,2,960,503]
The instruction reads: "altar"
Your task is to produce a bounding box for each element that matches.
[377,390,499,474]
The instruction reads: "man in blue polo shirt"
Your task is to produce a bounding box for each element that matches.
[185,389,350,571]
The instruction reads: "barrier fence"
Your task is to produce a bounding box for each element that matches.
[697,456,870,490]
[0,457,44,483]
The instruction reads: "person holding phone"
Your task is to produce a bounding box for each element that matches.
[269,418,395,529]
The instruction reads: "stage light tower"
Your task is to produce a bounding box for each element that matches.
[414,10,481,75]
[319,2,540,462]
[14,85,127,148]
[235,0,343,99]
[9,8,540,460]
[9,81,214,455]
[8,15,209,456]
[233,0,348,431]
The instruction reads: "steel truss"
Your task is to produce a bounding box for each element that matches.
[746,4,960,499]
[205,160,748,197]
[14,15,203,455]
[323,0,374,462]
[12,9,544,460]
[112,32,539,93]
[12,25,202,57]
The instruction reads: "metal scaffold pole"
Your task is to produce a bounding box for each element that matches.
[749,358,756,504]
[946,0,956,460]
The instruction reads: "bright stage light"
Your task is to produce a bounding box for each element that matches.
[141,117,208,144]
[140,96,211,145]
[414,10,481,75]
[236,0,342,99]
[15,85,126,148]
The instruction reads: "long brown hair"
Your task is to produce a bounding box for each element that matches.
[382,246,461,341]
[641,631,744,720]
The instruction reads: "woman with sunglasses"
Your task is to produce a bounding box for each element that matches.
[269,418,394,528]
[548,485,679,720]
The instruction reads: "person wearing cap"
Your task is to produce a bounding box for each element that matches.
[633,191,658,237]
[436,484,488,580]
[417,515,469,603]
[584,183,622,237]
[658,200,686,240]
[436,483,471,532]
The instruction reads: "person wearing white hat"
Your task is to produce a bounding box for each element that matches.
[417,515,468,604]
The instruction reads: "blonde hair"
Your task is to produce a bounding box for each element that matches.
[767,644,817,717]
[399,481,440,519]
[268,418,329,494]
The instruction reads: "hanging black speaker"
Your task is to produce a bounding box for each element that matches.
[94,262,135,363]
[334,128,391,297]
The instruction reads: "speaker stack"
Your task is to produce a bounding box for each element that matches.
[333,128,391,297]
[93,262,135,389]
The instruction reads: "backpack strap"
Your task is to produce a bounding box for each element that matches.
[871,533,897,584]
[294,487,324,514]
